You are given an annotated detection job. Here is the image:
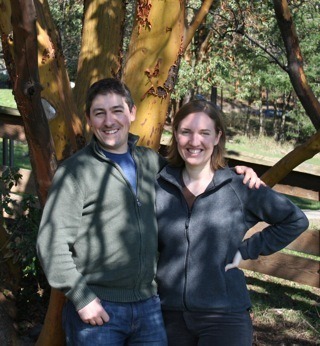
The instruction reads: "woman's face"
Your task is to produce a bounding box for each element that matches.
[175,112,221,169]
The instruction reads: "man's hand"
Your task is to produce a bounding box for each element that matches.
[225,250,243,272]
[78,297,110,326]
[235,165,265,189]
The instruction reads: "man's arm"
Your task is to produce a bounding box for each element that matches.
[234,165,265,189]
[36,167,97,312]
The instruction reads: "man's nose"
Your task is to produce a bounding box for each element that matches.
[103,113,115,126]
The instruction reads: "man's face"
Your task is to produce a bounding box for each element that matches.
[87,93,136,154]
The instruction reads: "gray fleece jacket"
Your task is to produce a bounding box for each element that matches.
[155,165,309,313]
[37,134,166,311]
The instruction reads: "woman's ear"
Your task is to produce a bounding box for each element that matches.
[214,130,222,146]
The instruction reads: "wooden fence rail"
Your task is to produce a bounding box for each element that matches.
[240,222,319,288]
[1,165,319,289]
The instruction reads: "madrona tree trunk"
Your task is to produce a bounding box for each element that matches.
[73,0,125,138]
[124,0,216,150]
[10,0,57,207]
[34,0,85,159]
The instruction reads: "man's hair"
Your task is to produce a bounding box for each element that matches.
[85,78,135,116]
[167,99,227,171]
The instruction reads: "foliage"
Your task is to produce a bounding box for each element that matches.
[48,0,83,81]
[0,138,31,170]
[1,168,44,283]
[1,168,22,217]
[285,106,316,143]
[173,0,320,143]
[0,170,49,339]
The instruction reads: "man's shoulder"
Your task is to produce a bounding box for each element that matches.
[56,144,95,174]
[134,145,159,159]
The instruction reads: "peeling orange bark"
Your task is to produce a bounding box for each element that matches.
[10,0,57,207]
[74,0,125,139]
[35,0,85,160]
[124,0,185,149]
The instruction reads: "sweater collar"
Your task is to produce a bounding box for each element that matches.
[90,133,140,157]
[158,165,233,190]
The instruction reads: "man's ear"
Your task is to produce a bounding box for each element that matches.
[130,105,137,122]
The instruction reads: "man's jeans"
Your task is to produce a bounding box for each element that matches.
[62,296,168,345]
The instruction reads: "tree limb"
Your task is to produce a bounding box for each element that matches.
[273,0,320,130]
[261,129,320,187]
[184,0,217,50]
[11,0,57,207]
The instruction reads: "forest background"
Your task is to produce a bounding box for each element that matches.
[0,0,320,345]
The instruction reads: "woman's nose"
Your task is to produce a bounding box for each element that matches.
[189,133,200,146]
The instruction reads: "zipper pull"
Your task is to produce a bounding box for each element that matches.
[137,198,142,207]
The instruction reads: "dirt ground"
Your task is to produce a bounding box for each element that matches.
[1,228,319,345]
[0,282,319,345]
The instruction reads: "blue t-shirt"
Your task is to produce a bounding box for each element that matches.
[101,149,137,194]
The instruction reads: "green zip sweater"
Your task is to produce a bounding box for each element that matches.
[37,134,166,311]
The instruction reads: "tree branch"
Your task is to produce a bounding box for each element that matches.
[261,129,320,187]
[273,0,320,130]
[184,0,217,50]
[11,0,57,207]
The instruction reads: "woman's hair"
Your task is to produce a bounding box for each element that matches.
[166,99,227,171]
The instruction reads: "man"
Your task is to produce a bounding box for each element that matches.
[37,78,261,345]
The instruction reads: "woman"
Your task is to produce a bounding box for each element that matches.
[155,99,309,346]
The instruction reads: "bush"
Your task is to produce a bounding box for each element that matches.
[0,168,49,326]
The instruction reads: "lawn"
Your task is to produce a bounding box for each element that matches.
[0,88,17,108]
[246,270,320,345]
[0,138,31,169]
[226,134,320,167]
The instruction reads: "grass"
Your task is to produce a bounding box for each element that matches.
[0,89,17,108]
[0,139,31,169]
[285,195,320,211]
[226,134,320,167]
[246,270,320,345]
